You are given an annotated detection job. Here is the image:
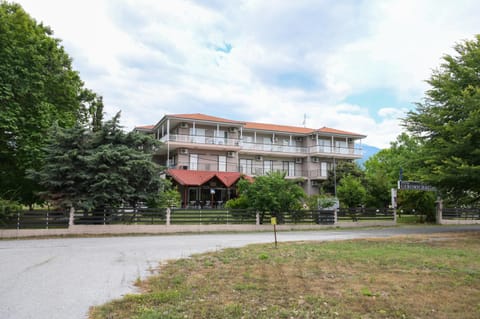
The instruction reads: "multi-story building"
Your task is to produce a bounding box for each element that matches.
[135,113,366,208]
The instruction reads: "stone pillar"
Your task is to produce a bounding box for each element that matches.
[436,197,443,224]
[256,212,260,225]
[68,206,75,228]
[391,188,398,223]
[166,207,171,226]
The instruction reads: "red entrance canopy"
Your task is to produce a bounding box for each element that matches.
[166,169,247,188]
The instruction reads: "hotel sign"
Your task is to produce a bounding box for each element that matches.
[398,181,436,192]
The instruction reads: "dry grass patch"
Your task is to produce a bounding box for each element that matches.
[89,231,480,319]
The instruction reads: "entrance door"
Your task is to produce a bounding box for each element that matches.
[188,188,200,207]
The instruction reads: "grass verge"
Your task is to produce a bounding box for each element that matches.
[89,231,480,319]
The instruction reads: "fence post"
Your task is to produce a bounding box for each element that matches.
[17,211,20,230]
[68,207,75,228]
[334,208,338,225]
[46,210,49,229]
[256,211,260,225]
[436,197,443,224]
[166,207,171,226]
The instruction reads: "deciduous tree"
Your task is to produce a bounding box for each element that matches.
[336,175,366,208]
[0,2,103,206]
[228,171,305,223]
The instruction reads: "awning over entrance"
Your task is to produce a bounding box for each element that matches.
[166,169,245,187]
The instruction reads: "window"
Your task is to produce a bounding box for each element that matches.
[263,137,272,151]
[319,139,331,152]
[239,159,252,175]
[283,161,295,177]
[264,160,272,174]
[321,162,327,177]
[244,135,253,143]
[218,155,226,172]
[189,154,198,170]
[335,140,348,154]
[215,130,226,144]
[189,128,205,143]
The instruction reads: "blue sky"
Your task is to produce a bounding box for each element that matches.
[16,0,480,148]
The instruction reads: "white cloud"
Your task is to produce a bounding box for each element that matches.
[14,0,480,149]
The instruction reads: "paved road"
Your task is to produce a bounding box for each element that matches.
[1,225,478,319]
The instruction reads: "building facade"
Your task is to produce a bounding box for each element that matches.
[135,113,366,208]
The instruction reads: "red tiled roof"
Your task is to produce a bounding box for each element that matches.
[144,113,365,137]
[167,169,246,187]
[135,125,155,130]
[169,113,244,125]
[318,126,366,137]
[244,122,315,134]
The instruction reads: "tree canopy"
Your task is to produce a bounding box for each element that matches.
[403,35,480,204]
[0,2,102,205]
[227,171,305,223]
[33,113,163,211]
[320,160,364,195]
[336,175,366,208]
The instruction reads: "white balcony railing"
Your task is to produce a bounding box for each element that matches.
[161,134,240,146]
[308,145,363,156]
[171,162,328,179]
[161,134,362,157]
[240,142,307,154]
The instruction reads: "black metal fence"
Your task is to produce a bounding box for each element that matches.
[443,207,480,220]
[73,208,167,225]
[0,210,69,229]
[1,208,338,229]
[270,210,335,225]
[337,208,395,222]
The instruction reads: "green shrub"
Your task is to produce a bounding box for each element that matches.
[0,199,21,225]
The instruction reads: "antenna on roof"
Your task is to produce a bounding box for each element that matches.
[302,113,307,127]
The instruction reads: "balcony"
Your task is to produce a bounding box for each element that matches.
[308,145,363,158]
[240,142,307,155]
[160,134,362,158]
[171,161,326,179]
[160,134,241,147]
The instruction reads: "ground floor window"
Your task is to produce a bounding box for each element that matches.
[185,186,235,208]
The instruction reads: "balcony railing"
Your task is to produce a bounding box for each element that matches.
[308,145,363,156]
[161,134,362,157]
[171,162,326,179]
[240,142,307,154]
[160,134,240,146]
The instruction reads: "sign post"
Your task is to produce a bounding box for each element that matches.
[271,217,278,248]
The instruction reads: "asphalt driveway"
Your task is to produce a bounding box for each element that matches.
[0,225,478,319]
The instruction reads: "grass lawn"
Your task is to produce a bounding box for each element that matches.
[397,214,427,224]
[89,232,480,319]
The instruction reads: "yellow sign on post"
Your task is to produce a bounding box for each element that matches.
[271,217,278,248]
